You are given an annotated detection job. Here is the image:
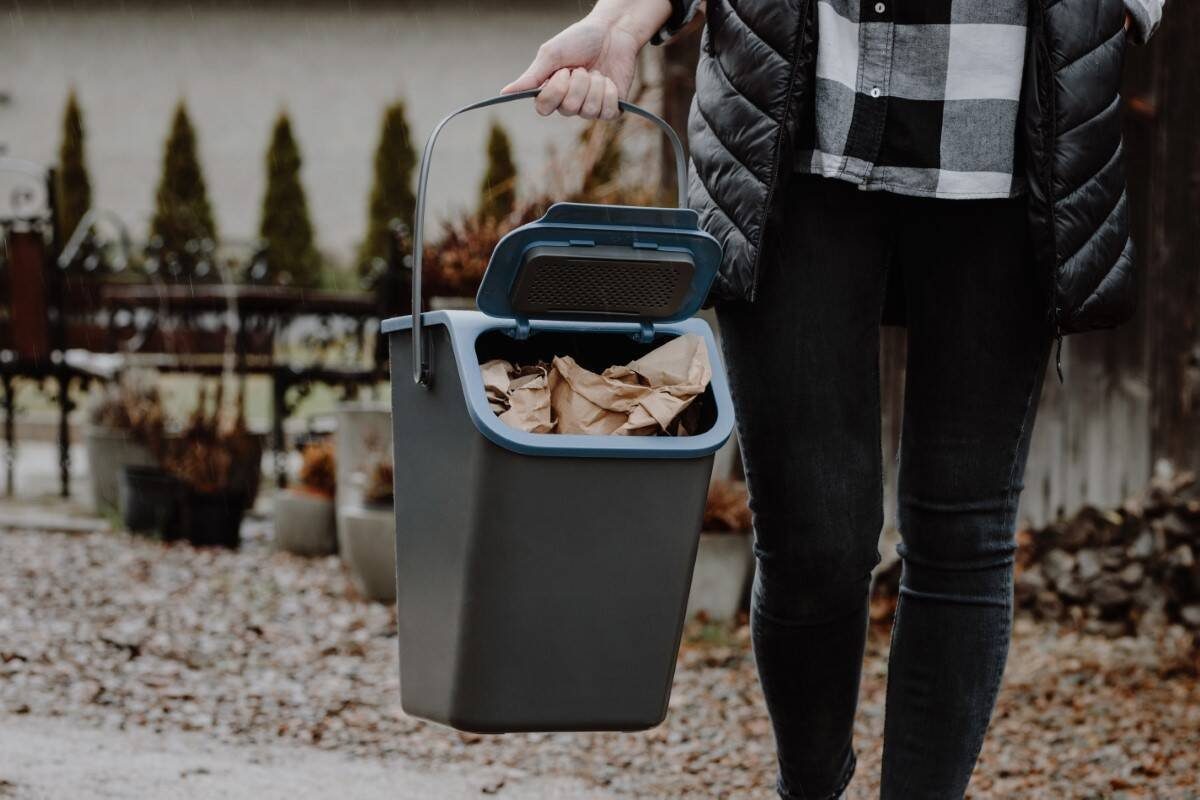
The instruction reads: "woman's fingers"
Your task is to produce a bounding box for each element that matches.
[534,68,572,116]
[502,40,563,94]
[579,72,608,119]
[515,63,623,121]
[600,78,620,120]
[559,68,592,116]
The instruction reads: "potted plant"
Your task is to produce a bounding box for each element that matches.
[162,383,253,548]
[686,480,755,622]
[223,397,265,511]
[118,464,182,541]
[333,402,391,500]
[273,438,337,556]
[85,375,166,514]
[337,456,397,602]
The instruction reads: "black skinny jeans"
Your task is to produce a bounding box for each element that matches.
[716,176,1050,800]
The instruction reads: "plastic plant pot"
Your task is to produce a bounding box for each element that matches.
[179,489,246,549]
[274,491,337,556]
[118,465,181,539]
[90,426,157,514]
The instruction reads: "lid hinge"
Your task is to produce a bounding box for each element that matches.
[633,321,655,343]
[511,316,532,340]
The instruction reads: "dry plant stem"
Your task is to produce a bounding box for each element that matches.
[164,379,260,495]
[362,460,394,507]
[703,480,752,532]
[297,440,336,500]
[89,376,168,460]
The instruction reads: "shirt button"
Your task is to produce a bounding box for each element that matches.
[874,2,886,11]
[870,87,881,98]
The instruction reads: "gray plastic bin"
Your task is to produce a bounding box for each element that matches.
[382,91,734,733]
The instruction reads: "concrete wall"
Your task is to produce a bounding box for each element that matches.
[0,1,589,263]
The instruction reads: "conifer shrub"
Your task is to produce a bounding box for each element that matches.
[359,101,417,277]
[258,112,321,287]
[150,102,217,262]
[56,90,92,244]
[478,122,517,222]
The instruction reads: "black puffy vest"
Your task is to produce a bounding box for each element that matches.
[678,0,1135,335]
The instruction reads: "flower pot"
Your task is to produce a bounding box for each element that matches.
[273,491,337,556]
[85,425,158,514]
[337,504,396,602]
[118,465,181,539]
[179,489,246,549]
[228,432,266,511]
[686,531,754,621]
[333,403,391,504]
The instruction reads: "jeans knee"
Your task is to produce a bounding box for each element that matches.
[752,556,876,627]
[749,477,882,626]
[894,491,1021,608]
[897,490,1018,570]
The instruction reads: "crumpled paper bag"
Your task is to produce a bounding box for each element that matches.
[483,361,558,434]
[480,334,712,437]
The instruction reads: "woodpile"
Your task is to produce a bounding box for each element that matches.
[871,472,1200,639]
[1016,471,1200,636]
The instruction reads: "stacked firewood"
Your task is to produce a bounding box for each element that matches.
[870,472,1200,638]
[1015,471,1200,636]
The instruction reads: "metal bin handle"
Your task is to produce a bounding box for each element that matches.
[409,89,689,387]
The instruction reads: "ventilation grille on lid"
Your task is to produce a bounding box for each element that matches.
[510,245,695,320]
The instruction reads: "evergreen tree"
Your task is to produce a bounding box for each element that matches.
[150,102,217,257]
[479,122,517,221]
[56,90,93,243]
[258,112,321,287]
[358,101,417,274]
[579,121,624,198]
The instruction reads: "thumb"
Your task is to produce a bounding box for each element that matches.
[502,44,562,93]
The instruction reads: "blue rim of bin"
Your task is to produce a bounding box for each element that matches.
[382,89,734,459]
[382,311,734,458]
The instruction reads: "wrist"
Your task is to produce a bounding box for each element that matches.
[592,0,674,46]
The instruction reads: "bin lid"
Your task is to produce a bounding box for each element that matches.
[475,202,723,327]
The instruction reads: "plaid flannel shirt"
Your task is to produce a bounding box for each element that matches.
[793,0,1165,199]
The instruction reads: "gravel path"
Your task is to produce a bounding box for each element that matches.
[1,528,1197,798]
[0,714,612,800]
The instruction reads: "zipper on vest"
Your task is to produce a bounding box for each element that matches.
[1054,333,1064,383]
[1049,295,1064,383]
[1032,0,1064,385]
[749,0,814,302]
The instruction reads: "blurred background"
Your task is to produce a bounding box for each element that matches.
[0,2,1198,798]
[3,1,590,259]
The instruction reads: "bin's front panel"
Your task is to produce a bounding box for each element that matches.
[450,445,713,732]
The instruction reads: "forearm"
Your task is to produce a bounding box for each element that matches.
[589,0,675,48]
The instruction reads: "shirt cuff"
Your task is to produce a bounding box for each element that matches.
[1123,0,1164,44]
[651,0,704,46]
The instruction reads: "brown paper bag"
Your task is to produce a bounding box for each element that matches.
[499,365,557,434]
[480,359,513,414]
[551,355,648,435]
[481,334,712,437]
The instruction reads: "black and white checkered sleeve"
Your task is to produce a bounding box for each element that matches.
[1124,0,1165,44]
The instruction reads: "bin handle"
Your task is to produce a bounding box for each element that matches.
[410,89,690,387]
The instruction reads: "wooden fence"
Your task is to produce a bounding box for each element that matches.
[662,8,1200,526]
[1022,11,1200,524]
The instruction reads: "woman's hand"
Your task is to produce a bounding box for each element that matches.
[502,0,674,119]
